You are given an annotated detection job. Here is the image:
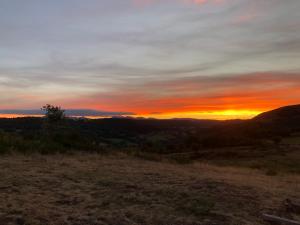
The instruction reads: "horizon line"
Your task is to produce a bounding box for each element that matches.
[1,104,298,120]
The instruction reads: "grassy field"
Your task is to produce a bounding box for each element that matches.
[210,146,300,175]
[0,153,299,225]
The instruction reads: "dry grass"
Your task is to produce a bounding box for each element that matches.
[0,153,299,225]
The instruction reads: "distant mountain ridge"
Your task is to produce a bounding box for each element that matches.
[0,109,134,117]
[251,104,300,132]
[0,104,300,152]
[254,104,300,121]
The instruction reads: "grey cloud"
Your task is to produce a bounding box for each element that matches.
[1,0,300,110]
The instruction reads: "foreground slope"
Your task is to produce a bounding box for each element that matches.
[0,154,299,225]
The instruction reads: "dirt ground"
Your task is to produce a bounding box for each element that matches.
[0,153,299,225]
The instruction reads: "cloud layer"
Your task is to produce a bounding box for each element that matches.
[0,0,300,118]
[66,72,300,115]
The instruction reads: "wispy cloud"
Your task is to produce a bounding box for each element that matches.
[132,0,225,7]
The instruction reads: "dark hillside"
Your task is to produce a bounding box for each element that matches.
[0,104,300,154]
[182,105,300,148]
[252,104,300,133]
[254,104,300,121]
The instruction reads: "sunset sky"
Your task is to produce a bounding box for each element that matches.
[1,0,300,119]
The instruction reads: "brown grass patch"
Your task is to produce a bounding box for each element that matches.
[0,153,299,225]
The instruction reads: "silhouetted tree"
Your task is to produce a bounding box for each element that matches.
[41,104,65,123]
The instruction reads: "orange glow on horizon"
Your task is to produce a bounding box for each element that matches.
[0,109,263,120]
[134,109,263,120]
